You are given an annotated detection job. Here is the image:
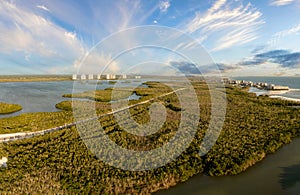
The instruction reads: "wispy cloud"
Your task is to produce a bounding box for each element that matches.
[73,52,120,74]
[31,0,157,43]
[274,24,300,37]
[0,1,84,73]
[36,5,50,12]
[159,0,171,13]
[266,23,300,50]
[183,0,264,51]
[270,0,296,6]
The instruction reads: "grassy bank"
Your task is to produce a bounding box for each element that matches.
[0,111,73,134]
[0,75,72,82]
[62,88,132,102]
[0,102,22,114]
[0,82,299,194]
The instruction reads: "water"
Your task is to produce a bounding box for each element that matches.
[157,138,300,195]
[233,76,300,101]
[0,80,146,118]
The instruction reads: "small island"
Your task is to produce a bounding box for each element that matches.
[0,102,22,114]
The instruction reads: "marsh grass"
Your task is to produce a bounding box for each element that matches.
[0,75,71,82]
[0,102,22,114]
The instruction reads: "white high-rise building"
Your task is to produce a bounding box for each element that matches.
[106,74,116,80]
[81,74,86,80]
[72,74,77,80]
[88,74,94,80]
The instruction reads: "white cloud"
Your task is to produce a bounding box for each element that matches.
[274,24,300,37]
[159,0,171,13]
[25,53,31,61]
[267,24,300,49]
[73,52,120,74]
[208,0,227,13]
[36,5,50,12]
[0,1,85,72]
[270,0,296,6]
[183,0,264,51]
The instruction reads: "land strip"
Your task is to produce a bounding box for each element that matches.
[0,75,72,82]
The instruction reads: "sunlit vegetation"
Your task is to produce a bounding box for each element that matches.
[0,111,73,134]
[61,81,175,104]
[0,75,71,82]
[63,88,133,102]
[0,81,300,193]
[203,85,300,176]
[0,102,22,114]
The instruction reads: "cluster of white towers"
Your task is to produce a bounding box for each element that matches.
[72,74,130,80]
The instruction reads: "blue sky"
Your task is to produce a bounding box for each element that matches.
[0,0,299,76]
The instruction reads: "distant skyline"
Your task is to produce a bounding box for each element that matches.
[0,0,299,76]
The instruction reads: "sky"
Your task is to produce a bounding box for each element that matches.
[0,0,299,76]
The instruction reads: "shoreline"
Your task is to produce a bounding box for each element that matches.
[251,88,300,103]
[269,95,300,103]
[226,78,300,103]
[0,75,72,83]
[252,88,300,103]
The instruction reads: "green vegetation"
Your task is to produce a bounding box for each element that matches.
[61,81,173,103]
[0,81,300,193]
[0,111,73,134]
[55,100,112,115]
[203,85,300,176]
[0,75,72,82]
[63,88,132,102]
[0,102,22,114]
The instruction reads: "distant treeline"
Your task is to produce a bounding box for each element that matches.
[0,75,72,82]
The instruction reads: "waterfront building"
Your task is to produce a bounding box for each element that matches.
[88,74,94,80]
[72,74,77,80]
[106,74,116,80]
[81,74,86,80]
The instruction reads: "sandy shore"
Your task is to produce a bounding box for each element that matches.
[269,95,300,103]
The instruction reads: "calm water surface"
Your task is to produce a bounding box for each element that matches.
[0,80,146,118]
[157,137,300,195]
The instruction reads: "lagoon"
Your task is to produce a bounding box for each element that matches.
[0,80,147,118]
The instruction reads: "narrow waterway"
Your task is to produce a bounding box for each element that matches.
[157,137,300,195]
